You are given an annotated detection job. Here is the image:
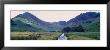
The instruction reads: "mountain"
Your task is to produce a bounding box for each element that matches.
[66,12,100,32]
[11,12,100,32]
[11,12,62,32]
[11,12,47,32]
[67,12,100,26]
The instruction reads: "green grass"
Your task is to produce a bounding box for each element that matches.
[65,32,100,40]
[11,32,100,40]
[11,32,62,40]
[67,35,95,40]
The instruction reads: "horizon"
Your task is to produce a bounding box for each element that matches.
[11,11,99,22]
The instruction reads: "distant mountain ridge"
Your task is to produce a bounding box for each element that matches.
[11,12,100,32]
[66,12,100,26]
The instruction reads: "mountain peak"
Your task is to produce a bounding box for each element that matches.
[14,12,34,18]
[22,12,34,17]
[21,12,41,20]
[23,12,31,15]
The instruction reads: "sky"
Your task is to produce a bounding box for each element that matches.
[11,10,99,22]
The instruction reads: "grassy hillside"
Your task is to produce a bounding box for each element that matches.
[65,32,100,40]
[11,19,46,32]
[85,21,100,32]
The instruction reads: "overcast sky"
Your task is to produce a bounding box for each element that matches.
[11,10,99,22]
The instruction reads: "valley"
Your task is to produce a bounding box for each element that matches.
[11,11,100,40]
